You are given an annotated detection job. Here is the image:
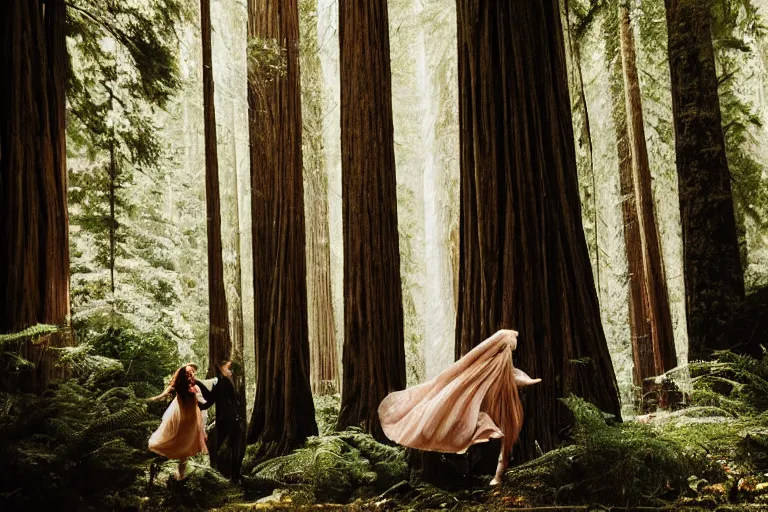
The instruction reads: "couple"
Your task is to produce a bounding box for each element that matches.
[148,360,237,480]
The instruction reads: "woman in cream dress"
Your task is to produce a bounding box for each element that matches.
[148,364,208,480]
[378,329,540,485]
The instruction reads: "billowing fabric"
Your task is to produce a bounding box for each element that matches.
[148,393,208,460]
[378,329,540,460]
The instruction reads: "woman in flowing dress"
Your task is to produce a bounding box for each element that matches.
[148,364,208,480]
[378,329,540,485]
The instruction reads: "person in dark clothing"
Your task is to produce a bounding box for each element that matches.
[195,360,242,479]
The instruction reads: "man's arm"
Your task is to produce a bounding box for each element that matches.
[195,378,216,410]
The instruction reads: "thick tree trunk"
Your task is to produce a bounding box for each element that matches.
[664,0,745,359]
[246,0,318,455]
[0,0,71,391]
[227,58,247,483]
[617,5,677,393]
[336,0,406,441]
[300,0,339,396]
[455,0,621,462]
[201,0,233,471]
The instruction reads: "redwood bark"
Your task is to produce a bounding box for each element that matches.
[0,0,71,391]
[618,5,677,390]
[300,0,339,396]
[605,5,651,397]
[247,0,318,455]
[664,0,745,358]
[455,0,621,461]
[336,0,406,441]
[227,61,247,482]
[201,0,233,471]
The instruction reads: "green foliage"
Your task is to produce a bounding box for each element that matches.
[0,325,70,392]
[0,381,158,511]
[73,322,180,396]
[689,347,768,414]
[497,350,768,508]
[568,0,607,42]
[502,396,720,507]
[314,393,341,437]
[0,324,61,345]
[710,0,768,291]
[66,0,185,107]
[66,0,196,349]
[153,461,242,510]
[0,314,190,510]
[247,37,287,84]
[241,429,408,503]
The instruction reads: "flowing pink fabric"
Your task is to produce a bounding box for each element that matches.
[378,330,540,463]
[148,394,208,460]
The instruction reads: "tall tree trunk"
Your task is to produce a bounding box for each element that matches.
[227,43,248,482]
[0,0,71,391]
[228,104,248,479]
[605,5,653,399]
[421,0,459,382]
[664,0,745,359]
[201,0,233,471]
[455,0,621,462]
[108,88,117,296]
[226,6,249,475]
[336,0,406,441]
[247,0,318,456]
[300,0,339,396]
[563,0,600,295]
[617,5,677,393]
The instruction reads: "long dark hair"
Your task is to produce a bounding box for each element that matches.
[149,365,196,402]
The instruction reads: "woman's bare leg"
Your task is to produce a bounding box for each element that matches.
[176,458,187,480]
[490,446,509,486]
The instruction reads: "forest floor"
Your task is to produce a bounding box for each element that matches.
[3,337,768,512]
[145,389,768,512]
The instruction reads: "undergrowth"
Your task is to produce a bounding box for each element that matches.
[500,396,723,507]
[241,427,408,504]
[1,319,767,511]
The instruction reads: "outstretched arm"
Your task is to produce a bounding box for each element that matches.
[147,385,173,402]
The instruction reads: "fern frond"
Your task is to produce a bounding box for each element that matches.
[87,404,149,436]
[0,324,61,345]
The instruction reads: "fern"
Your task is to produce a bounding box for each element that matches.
[0,324,61,345]
[87,403,150,436]
[242,428,407,503]
[500,396,721,507]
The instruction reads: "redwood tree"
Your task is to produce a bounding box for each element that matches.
[246,0,317,455]
[336,0,406,441]
[455,0,621,461]
[0,0,71,391]
[201,0,230,383]
[614,4,677,393]
[300,0,339,396]
[200,0,239,474]
[664,0,745,359]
